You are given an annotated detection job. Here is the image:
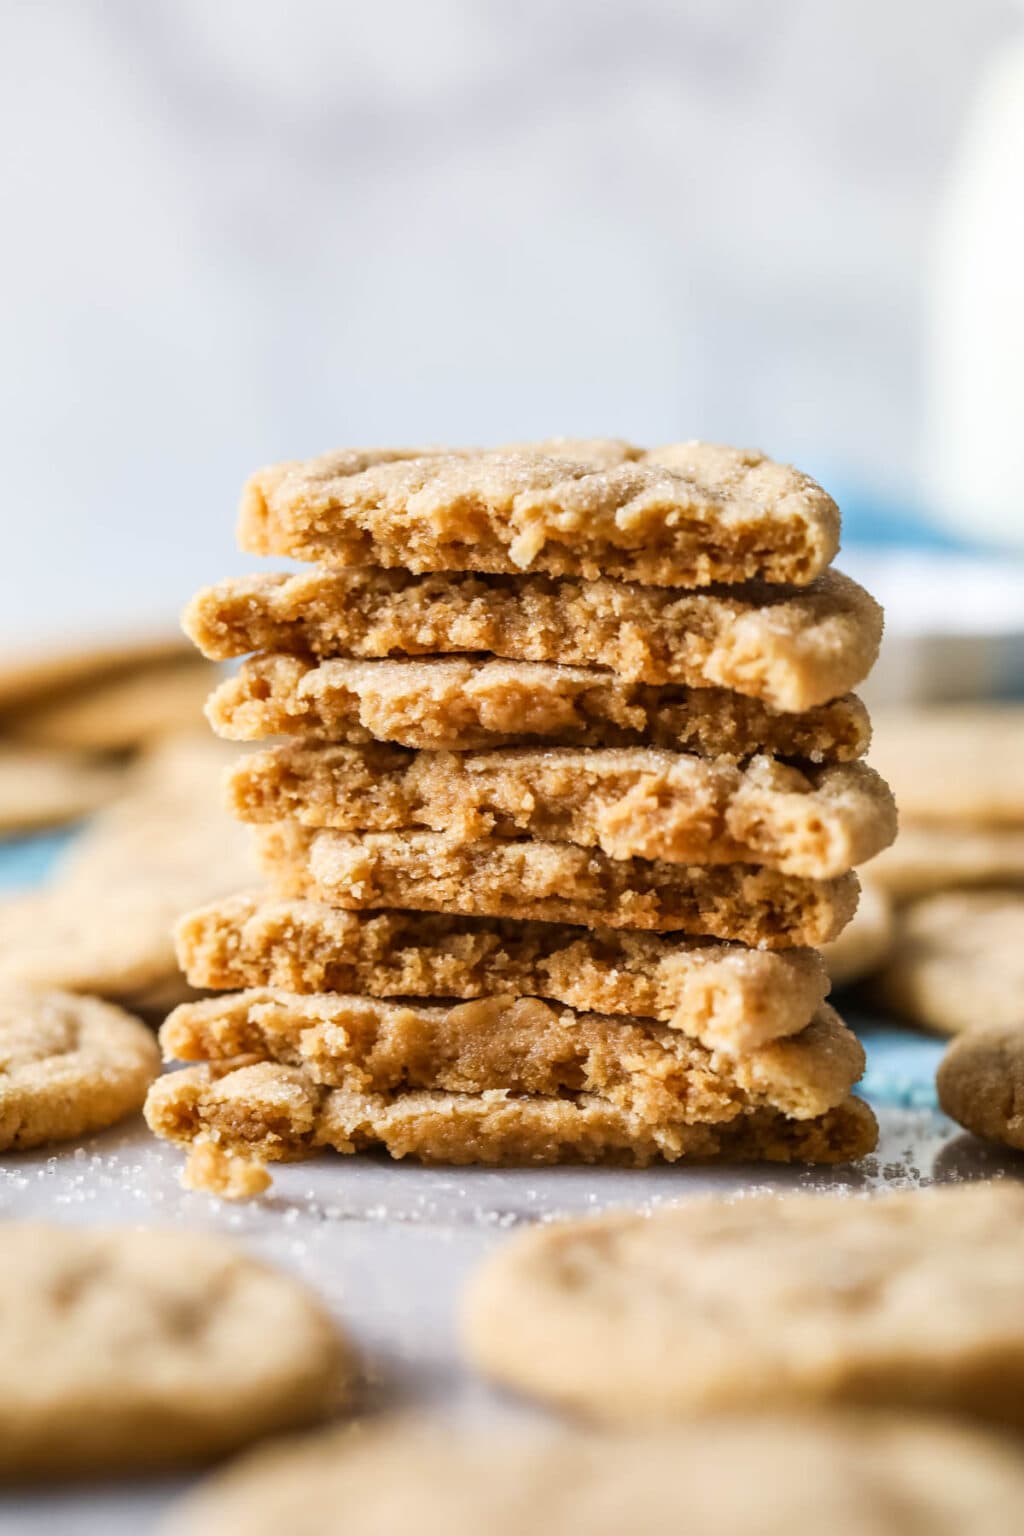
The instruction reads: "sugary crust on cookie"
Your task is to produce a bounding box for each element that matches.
[256,825,860,947]
[186,567,879,714]
[463,1184,1024,1427]
[158,1413,1024,1536]
[238,441,841,587]
[208,654,871,757]
[873,889,1024,1035]
[176,893,830,1054]
[0,1224,350,1477]
[869,704,1024,824]
[159,991,863,1123]
[868,822,1024,900]
[145,1059,876,1168]
[229,745,895,879]
[937,1025,1024,1150]
[0,988,160,1150]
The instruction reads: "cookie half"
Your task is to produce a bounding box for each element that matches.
[256,825,860,947]
[229,747,895,879]
[158,991,864,1123]
[187,566,879,714]
[937,1025,1024,1150]
[176,894,830,1055]
[208,654,871,757]
[238,440,841,588]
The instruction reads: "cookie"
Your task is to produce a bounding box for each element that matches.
[820,880,893,987]
[145,1059,876,1168]
[238,440,840,588]
[176,894,831,1055]
[186,566,880,714]
[463,1184,1024,1426]
[868,823,1024,899]
[0,634,192,714]
[937,1025,1024,1150]
[0,987,160,1150]
[229,747,896,879]
[0,736,258,999]
[9,657,216,753]
[0,745,126,832]
[874,889,1024,1034]
[257,825,860,947]
[160,1414,1024,1536]
[0,1223,350,1477]
[209,654,871,757]
[869,704,1024,824]
[159,991,863,1122]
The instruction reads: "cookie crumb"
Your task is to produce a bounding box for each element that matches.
[182,1141,272,1200]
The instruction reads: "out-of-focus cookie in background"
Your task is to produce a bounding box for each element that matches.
[0,635,257,1018]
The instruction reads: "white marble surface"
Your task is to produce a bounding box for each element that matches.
[1,0,1020,650]
[2,1107,1023,1534]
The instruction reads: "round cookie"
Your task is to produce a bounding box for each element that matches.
[0,1224,352,1478]
[873,888,1024,1034]
[463,1184,1024,1428]
[162,1414,1024,1536]
[0,988,160,1150]
[938,1025,1024,1151]
[0,745,126,833]
[820,880,892,987]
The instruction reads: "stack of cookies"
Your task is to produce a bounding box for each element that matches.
[145,440,896,1181]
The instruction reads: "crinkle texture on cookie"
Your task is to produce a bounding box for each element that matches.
[145,1058,876,1168]
[257,825,860,947]
[238,440,840,587]
[187,566,879,713]
[0,1224,351,1477]
[874,889,1024,1035]
[159,991,863,1123]
[229,745,895,879]
[464,1184,1024,1427]
[0,988,160,1150]
[160,1414,1024,1536]
[176,894,831,1055]
[208,654,871,758]
[937,1025,1024,1151]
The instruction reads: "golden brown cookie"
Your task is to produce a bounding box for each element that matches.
[0,745,126,832]
[145,1058,876,1169]
[463,1184,1024,1427]
[874,889,1024,1034]
[869,704,1024,825]
[0,1224,351,1478]
[208,654,871,756]
[159,991,863,1123]
[937,1025,1024,1150]
[0,634,192,714]
[186,566,880,714]
[257,825,860,947]
[228,747,896,879]
[238,440,841,588]
[868,823,1024,899]
[176,894,831,1055]
[8,657,216,753]
[0,987,160,1150]
[160,1414,1024,1536]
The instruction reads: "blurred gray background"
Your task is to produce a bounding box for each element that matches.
[1,0,1021,645]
